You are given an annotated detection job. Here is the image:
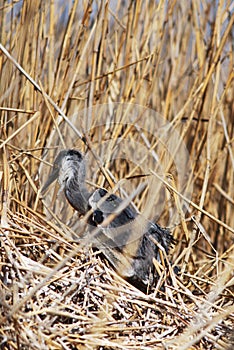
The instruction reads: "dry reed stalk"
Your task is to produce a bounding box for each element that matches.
[0,1,233,349]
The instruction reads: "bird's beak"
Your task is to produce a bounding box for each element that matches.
[41,167,59,194]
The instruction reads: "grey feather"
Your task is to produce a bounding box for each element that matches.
[42,149,174,291]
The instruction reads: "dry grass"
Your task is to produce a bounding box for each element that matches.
[0,1,234,349]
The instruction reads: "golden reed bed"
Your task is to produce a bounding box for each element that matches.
[0,1,233,349]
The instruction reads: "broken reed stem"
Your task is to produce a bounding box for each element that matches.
[0,1,233,349]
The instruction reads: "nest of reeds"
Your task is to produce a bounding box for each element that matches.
[0,1,233,349]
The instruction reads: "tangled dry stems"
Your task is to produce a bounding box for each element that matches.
[0,1,234,349]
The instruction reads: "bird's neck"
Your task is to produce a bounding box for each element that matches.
[64,174,90,215]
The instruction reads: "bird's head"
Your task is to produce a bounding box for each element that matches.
[41,149,85,193]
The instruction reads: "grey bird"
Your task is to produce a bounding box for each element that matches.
[42,149,174,291]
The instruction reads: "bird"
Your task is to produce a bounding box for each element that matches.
[42,149,174,291]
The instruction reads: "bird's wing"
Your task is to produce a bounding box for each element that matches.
[88,188,137,224]
[90,228,136,278]
[88,188,140,248]
[88,188,174,288]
